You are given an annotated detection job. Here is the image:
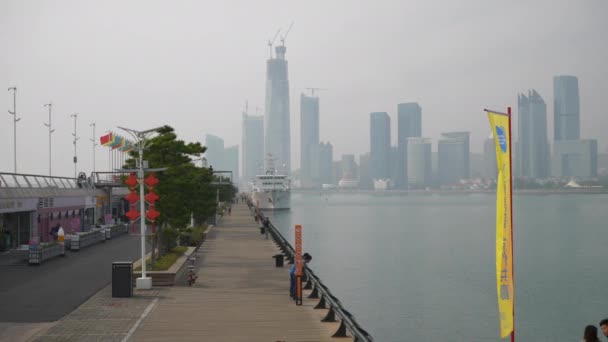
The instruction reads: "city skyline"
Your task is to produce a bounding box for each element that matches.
[2,1,607,178]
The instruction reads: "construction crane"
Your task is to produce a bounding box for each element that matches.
[305,87,327,97]
[279,21,294,46]
[267,29,281,59]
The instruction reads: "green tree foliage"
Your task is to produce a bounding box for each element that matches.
[124,125,219,228]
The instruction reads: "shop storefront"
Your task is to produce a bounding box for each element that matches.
[0,198,38,250]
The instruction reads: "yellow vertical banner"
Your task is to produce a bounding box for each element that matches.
[486,110,514,339]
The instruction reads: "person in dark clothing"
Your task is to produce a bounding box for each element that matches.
[584,325,601,342]
[49,224,60,241]
[600,319,608,340]
[289,253,312,300]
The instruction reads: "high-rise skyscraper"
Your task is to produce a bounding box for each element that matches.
[224,145,239,185]
[517,90,549,178]
[552,140,597,179]
[341,154,357,179]
[407,137,432,188]
[358,153,372,189]
[396,103,422,189]
[205,134,225,170]
[318,142,333,185]
[438,132,470,185]
[242,112,264,184]
[553,75,580,141]
[300,94,320,187]
[370,112,391,180]
[265,44,291,173]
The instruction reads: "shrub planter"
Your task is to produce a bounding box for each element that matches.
[70,229,104,251]
[102,224,128,240]
[132,247,196,286]
[29,243,64,265]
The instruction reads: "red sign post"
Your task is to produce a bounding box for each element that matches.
[295,224,303,305]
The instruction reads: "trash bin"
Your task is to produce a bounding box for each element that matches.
[112,262,133,298]
[259,227,265,234]
[273,254,284,267]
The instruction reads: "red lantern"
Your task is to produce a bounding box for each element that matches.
[125,191,140,204]
[146,208,160,221]
[144,173,159,188]
[144,190,159,204]
[125,208,140,221]
[125,172,138,188]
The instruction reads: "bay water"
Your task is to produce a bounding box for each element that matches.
[267,192,608,342]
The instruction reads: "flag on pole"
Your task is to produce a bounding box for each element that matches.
[486,109,514,339]
[110,135,123,149]
[119,140,132,152]
[100,133,113,146]
[113,136,126,150]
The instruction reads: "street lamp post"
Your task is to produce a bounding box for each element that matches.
[8,87,19,173]
[90,123,97,173]
[118,125,163,290]
[71,113,79,178]
[43,103,55,176]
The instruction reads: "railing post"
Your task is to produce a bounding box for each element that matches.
[322,306,337,322]
[308,284,319,299]
[314,294,327,309]
[331,320,349,338]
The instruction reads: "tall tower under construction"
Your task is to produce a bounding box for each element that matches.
[264,43,291,174]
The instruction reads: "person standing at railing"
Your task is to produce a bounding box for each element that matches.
[290,253,311,300]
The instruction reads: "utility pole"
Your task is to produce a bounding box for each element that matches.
[43,103,55,176]
[8,87,20,173]
[117,125,163,290]
[71,113,79,178]
[90,123,97,173]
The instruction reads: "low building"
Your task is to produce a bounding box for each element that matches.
[551,139,597,179]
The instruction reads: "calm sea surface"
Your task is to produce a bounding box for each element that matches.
[267,192,608,342]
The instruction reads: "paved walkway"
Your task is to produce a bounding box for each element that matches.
[29,204,350,341]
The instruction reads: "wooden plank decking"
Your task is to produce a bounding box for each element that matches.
[130,203,350,342]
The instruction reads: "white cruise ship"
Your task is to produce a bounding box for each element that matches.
[250,154,291,210]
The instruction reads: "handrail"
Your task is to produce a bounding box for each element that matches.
[249,202,374,342]
[0,172,91,190]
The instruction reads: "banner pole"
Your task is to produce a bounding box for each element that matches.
[508,106,515,342]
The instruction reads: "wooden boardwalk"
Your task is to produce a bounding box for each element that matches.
[131,203,350,342]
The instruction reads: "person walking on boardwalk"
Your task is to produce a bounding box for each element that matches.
[290,253,312,300]
[600,319,608,340]
[583,325,601,342]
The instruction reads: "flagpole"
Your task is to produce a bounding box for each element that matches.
[508,106,515,342]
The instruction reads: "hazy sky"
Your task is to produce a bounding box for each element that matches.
[1,0,607,178]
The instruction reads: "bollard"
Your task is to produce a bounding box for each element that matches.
[273,254,284,267]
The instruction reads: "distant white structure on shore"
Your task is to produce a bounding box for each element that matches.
[564,180,603,188]
[338,178,359,189]
[373,179,391,190]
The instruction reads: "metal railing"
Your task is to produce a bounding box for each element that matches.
[251,203,374,342]
[91,171,130,186]
[0,172,91,189]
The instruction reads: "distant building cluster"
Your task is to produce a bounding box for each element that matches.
[205,43,600,191]
[294,75,598,191]
[204,134,239,185]
[511,76,597,181]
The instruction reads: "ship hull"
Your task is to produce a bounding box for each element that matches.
[251,190,290,210]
